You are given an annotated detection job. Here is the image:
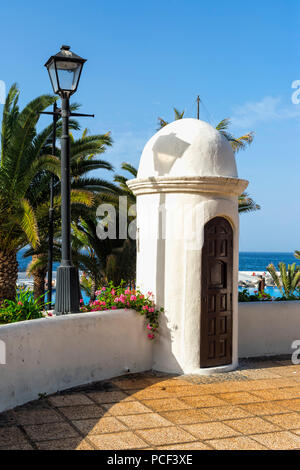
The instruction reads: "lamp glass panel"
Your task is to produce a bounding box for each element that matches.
[48,61,59,93]
[56,61,82,91]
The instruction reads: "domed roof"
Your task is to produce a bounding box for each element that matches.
[137,118,238,178]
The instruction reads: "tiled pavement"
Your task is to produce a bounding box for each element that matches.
[0,357,300,450]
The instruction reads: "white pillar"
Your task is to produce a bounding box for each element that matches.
[128,119,248,375]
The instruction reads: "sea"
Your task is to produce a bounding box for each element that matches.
[17,249,300,273]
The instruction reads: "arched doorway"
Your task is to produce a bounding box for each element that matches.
[200,217,233,368]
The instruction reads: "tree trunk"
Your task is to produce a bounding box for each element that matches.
[0,250,18,303]
[32,255,47,303]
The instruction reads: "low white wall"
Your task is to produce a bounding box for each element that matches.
[239,301,300,358]
[0,309,152,413]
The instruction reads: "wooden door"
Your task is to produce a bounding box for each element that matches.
[200,217,233,368]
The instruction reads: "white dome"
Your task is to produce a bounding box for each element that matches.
[137,118,238,178]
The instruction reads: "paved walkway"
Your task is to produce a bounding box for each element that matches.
[0,357,300,450]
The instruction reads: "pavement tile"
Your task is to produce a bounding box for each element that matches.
[241,369,283,380]
[235,378,298,391]
[86,390,131,404]
[265,366,300,377]
[0,412,16,427]
[208,436,267,450]
[59,405,106,420]
[182,422,240,440]
[48,393,94,407]
[250,431,300,450]
[103,401,152,416]
[280,399,300,412]
[0,426,30,447]
[36,438,94,450]
[181,395,229,408]
[148,378,190,388]
[72,416,127,435]
[89,431,147,449]
[165,385,208,397]
[117,412,172,429]
[204,406,252,421]
[252,387,300,401]
[264,412,300,430]
[217,392,263,404]
[13,408,63,425]
[157,441,211,450]
[111,378,153,390]
[141,398,192,412]
[0,442,34,450]
[128,388,173,400]
[24,421,79,441]
[136,426,196,446]
[240,401,291,416]
[225,417,281,434]
[161,409,213,425]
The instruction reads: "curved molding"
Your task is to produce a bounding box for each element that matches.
[127,176,249,196]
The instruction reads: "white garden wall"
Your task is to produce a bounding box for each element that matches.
[1,302,299,413]
[0,309,152,413]
[239,301,300,358]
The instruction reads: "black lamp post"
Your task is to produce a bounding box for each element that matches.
[44,45,86,314]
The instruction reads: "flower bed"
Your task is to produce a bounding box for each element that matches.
[80,282,163,339]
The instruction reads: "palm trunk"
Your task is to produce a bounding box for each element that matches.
[32,255,47,303]
[0,250,18,303]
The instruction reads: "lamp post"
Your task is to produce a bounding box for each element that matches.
[44,45,86,314]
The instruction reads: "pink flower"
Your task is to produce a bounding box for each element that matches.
[18,301,23,306]
[111,306,117,310]
[147,333,155,340]
[139,294,144,299]
[147,324,152,330]
[114,297,119,303]
[124,288,130,295]
[101,301,106,306]
[130,295,137,301]
[111,289,115,295]
[102,287,106,291]
[95,290,101,296]
[142,306,148,311]
[48,312,53,317]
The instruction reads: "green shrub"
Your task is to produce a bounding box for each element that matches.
[80,280,162,339]
[238,289,272,302]
[0,288,45,324]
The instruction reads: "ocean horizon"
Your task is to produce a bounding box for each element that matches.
[16,249,300,273]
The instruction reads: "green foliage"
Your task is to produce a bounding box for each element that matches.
[0,287,45,324]
[267,262,300,299]
[81,281,162,339]
[238,289,272,302]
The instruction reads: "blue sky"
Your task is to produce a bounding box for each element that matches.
[0,0,300,251]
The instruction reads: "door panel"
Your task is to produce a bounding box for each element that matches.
[200,217,233,368]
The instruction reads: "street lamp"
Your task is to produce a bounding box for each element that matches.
[44,45,86,314]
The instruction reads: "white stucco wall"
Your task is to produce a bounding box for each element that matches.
[135,189,241,375]
[0,309,152,413]
[239,301,300,358]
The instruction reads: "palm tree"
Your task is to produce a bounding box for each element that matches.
[0,84,60,302]
[157,107,259,213]
[267,262,300,298]
[25,128,116,300]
